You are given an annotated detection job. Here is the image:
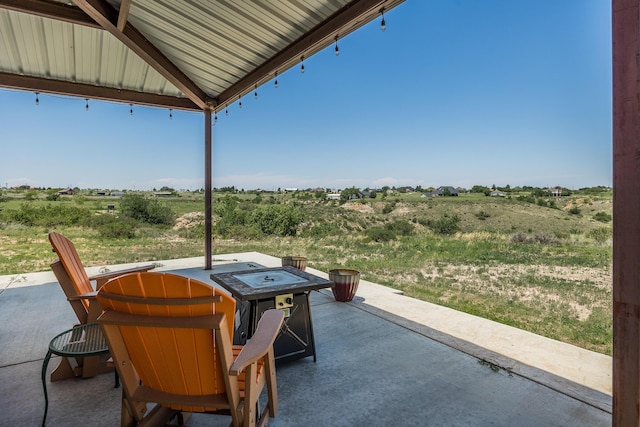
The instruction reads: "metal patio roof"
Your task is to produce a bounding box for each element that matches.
[0,0,404,112]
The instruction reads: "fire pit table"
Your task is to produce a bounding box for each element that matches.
[211,266,333,362]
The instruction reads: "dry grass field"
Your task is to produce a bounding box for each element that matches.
[0,188,612,354]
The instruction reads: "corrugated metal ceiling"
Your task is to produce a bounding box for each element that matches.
[0,0,405,111]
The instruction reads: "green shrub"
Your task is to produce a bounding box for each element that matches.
[593,212,612,223]
[302,222,341,237]
[98,219,136,238]
[427,214,460,235]
[214,195,247,238]
[382,202,396,214]
[0,203,91,227]
[587,227,611,243]
[119,194,174,225]
[475,211,490,220]
[568,206,581,215]
[248,205,302,237]
[386,220,414,236]
[366,226,396,242]
[508,232,559,245]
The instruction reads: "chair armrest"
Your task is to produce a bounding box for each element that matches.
[89,264,155,289]
[230,309,284,376]
[66,291,101,323]
[67,291,98,301]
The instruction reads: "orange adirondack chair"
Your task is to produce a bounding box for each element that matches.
[97,272,284,427]
[48,231,155,381]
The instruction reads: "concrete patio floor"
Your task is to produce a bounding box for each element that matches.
[0,252,612,426]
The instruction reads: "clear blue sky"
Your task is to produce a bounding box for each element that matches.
[0,0,612,192]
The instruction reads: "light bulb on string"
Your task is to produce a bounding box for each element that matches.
[214,113,218,124]
[225,105,229,116]
[380,9,386,32]
[238,96,242,109]
[300,55,305,74]
[274,71,279,88]
[35,92,39,105]
[254,84,258,100]
[334,36,339,56]
[85,99,89,111]
[129,104,133,116]
[169,109,173,120]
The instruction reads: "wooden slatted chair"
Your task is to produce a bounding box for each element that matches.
[48,231,155,381]
[96,272,284,427]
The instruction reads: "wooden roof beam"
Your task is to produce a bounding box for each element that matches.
[74,0,210,110]
[215,0,405,110]
[0,0,100,28]
[0,72,201,111]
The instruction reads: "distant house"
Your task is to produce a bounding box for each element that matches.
[550,186,563,197]
[424,186,459,197]
[110,191,125,197]
[326,193,341,200]
[58,188,74,195]
[490,190,505,197]
[153,192,174,197]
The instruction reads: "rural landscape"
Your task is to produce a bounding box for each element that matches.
[0,184,612,355]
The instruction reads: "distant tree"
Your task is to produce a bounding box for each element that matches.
[470,185,490,194]
[24,190,38,200]
[340,187,360,202]
[119,194,174,225]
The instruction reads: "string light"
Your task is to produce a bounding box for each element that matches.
[380,9,386,32]
[238,95,242,109]
[169,108,173,120]
[334,36,339,56]
[254,84,258,100]
[35,92,39,105]
[274,71,279,88]
[129,104,133,115]
[214,113,218,124]
[225,104,229,116]
[85,99,89,111]
[300,55,305,74]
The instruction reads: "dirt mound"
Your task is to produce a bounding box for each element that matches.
[341,202,374,214]
[173,212,205,230]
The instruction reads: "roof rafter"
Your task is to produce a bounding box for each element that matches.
[116,0,130,32]
[73,0,210,110]
[215,0,404,110]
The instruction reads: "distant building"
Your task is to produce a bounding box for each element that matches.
[58,188,74,195]
[423,186,459,197]
[326,193,341,200]
[550,186,563,197]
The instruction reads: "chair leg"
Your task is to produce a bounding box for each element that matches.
[265,349,278,417]
[243,363,259,427]
[50,357,74,382]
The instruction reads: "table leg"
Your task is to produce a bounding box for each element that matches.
[41,350,52,427]
[305,292,317,362]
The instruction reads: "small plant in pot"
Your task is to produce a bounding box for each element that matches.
[329,269,360,302]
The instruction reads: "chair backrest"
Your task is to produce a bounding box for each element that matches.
[96,272,237,414]
[49,232,93,296]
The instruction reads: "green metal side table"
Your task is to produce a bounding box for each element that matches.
[41,322,116,426]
